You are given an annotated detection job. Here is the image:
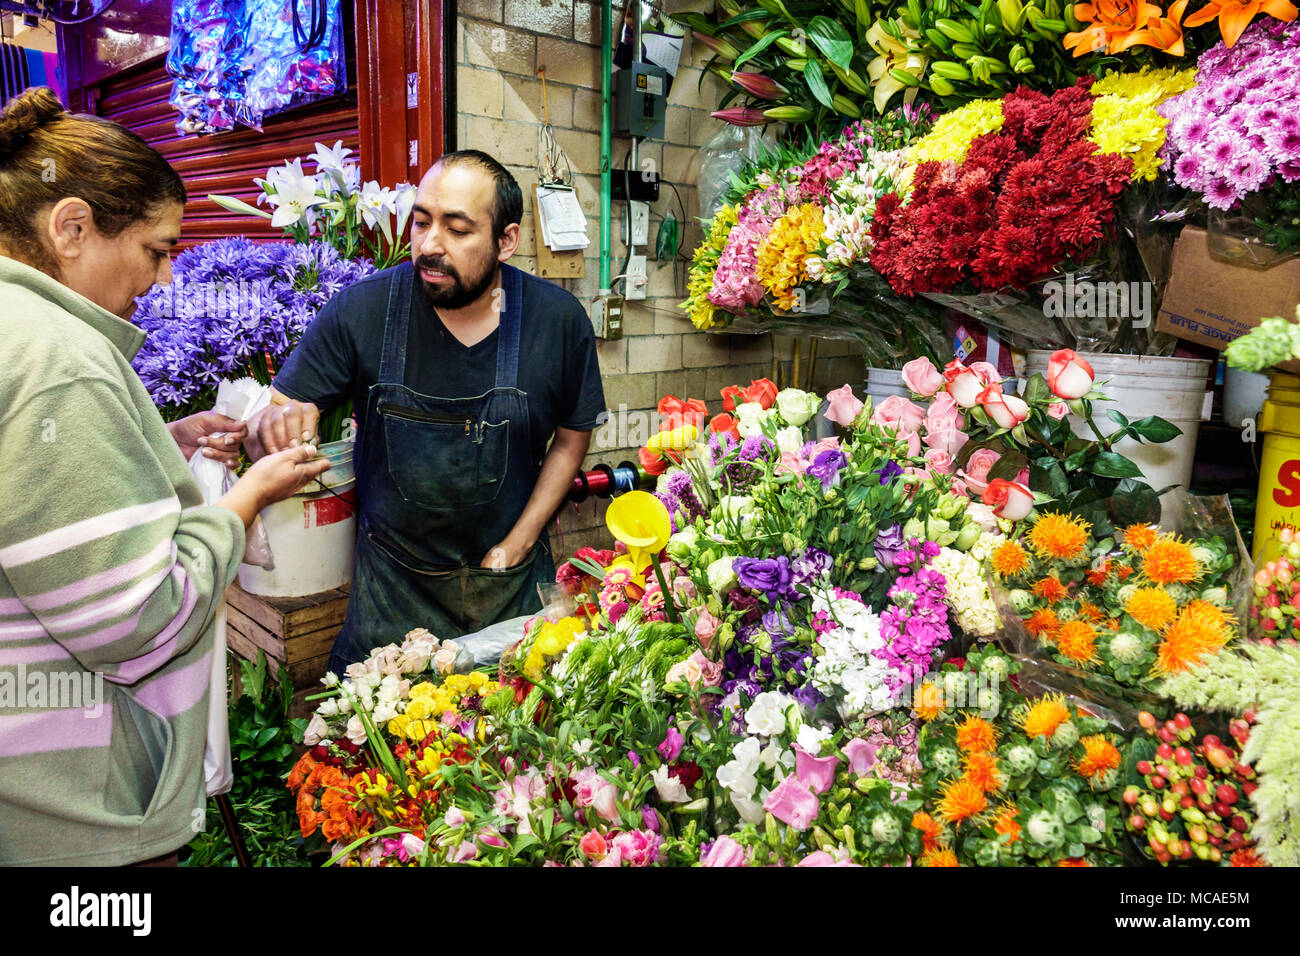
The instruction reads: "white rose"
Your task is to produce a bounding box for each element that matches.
[775,425,804,454]
[734,401,765,427]
[652,764,690,803]
[317,698,339,718]
[433,646,459,675]
[716,496,754,522]
[706,556,738,594]
[345,714,368,746]
[372,699,399,724]
[775,388,819,427]
[302,713,329,746]
[669,526,699,551]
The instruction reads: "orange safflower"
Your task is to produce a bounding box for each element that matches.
[1086,560,1111,586]
[1057,619,1099,664]
[1120,522,1158,553]
[912,811,945,852]
[937,774,990,824]
[1155,600,1232,674]
[914,680,946,722]
[1064,0,1164,55]
[1028,512,1091,561]
[1126,586,1178,632]
[1184,0,1298,47]
[1074,734,1123,780]
[1032,575,1070,604]
[1078,602,1105,623]
[1229,847,1266,867]
[1020,694,1073,740]
[962,751,1004,794]
[920,847,960,867]
[1116,564,1134,580]
[993,802,1022,844]
[992,539,1031,576]
[1058,857,1094,866]
[1142,534,1202,585]
[955,715,999,754]
[1026,607,1062,642]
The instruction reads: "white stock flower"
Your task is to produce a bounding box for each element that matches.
[372,699,399,724]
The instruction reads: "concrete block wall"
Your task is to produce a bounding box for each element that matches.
[455,1,865,553]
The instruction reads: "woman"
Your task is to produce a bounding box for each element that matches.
[0,87,330,866]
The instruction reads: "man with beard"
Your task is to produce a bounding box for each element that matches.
[246,151,606,669]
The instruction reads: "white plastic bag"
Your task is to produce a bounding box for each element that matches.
[697,124,772,218]
[187,377,272,797]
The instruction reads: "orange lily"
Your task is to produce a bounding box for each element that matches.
[1183,0,1298,47]
[1121,0,1190,53]
[1063,0,1164,55]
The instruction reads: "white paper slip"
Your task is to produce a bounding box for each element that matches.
[537,184,590,251]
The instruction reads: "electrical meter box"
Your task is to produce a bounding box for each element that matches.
[614,62,668,139]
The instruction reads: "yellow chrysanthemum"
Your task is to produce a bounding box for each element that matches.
[1019,694,1073,740]
[1155,600,1233,675]
[907,98,1005,167]
[992,539,1030,577]
[1057,619,1099,664]
[1089,67,1198,182]
[1125,586,1177,632]
[1074,734,1122,780]
[755,203,826,310]
[955,715,998,754]
[1028,512,1091,562]
[1142,534,1203,586]
[937,774,990,824]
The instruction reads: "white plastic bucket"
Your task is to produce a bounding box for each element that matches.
[865,367,910,406]
[237,440,357,598]
[1224,367,1269,429]
[1024,351,1211,503]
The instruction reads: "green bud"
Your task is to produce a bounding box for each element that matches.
[844,825,857,854]
[765,812,781,849]
[935,17,976,42]
[955,522,982,551]
[930,60,972,82]
[829,526,840,544]
[929,74,956,96]
[716,622,736,652]
[813,825,834,851]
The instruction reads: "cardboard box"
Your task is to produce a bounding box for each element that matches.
[1156,226,1300,364]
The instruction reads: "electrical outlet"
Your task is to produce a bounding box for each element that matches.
[629,201,650,246]
[590,292,625,339]
[625,255,648,300]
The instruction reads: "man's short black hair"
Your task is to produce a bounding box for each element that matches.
[436,149,523,238]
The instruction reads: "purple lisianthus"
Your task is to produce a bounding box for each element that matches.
[876,460,904,485]
[734,556,796,601]
[762,607,796,642]
[791,546,832,585]
[872,523,906,570]
[807,449,849,492]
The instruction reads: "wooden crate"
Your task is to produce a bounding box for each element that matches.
[224,582,350,690]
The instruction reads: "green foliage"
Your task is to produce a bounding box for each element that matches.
[181,652,315,867]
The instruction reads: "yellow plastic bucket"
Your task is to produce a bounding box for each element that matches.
[1253,372,1300,563]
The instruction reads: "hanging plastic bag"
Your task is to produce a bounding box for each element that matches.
[697,124,770,219]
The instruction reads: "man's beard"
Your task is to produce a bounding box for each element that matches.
[415,254,498,310]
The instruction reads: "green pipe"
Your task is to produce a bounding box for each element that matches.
[600,0,612,289]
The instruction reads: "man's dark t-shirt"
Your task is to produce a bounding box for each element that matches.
[274,265,607,464]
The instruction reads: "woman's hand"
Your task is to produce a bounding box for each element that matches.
[216,446,332,528]
[169,412,248,469]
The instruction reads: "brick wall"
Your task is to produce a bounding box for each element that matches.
[455,0,865,553]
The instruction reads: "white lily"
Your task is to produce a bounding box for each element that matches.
[394,182,417,239]
[341,161,362,194]
[308,140,354,191]
[358,180,396,244]
[269,172,325,229]
[865,21,928,114]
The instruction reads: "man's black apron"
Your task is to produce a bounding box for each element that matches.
[328,262,552,670]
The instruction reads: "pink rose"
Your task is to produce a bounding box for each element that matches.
[794,745,840,794]
[823,384,865,427]
[950,477,969,498]
[763,773,821,830]
[959,447,1002,496]
[776,451,808,477]
[842,737,879,775]
[666,651,723,690]
[579,830,609,861]
[969,361,1002,386]
[871,395,926,434]
[978,384,1030,430]
[924,447,955,475]
[924,425,968,458]
[982,479,1035,522]
[901,356,945,397]
[943,360,985,408]
[701,835,748,867]
[693,608,722,650]
[811,436,841,455]
[1047,400,1069,420]
[1046,348,1095,400]
[924,393,964,434]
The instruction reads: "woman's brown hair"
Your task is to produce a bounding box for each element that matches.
[0,87,186,273]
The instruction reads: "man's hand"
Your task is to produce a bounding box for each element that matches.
[245,394,321,460]
[168,412,248,469]
[481,535,535,571]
